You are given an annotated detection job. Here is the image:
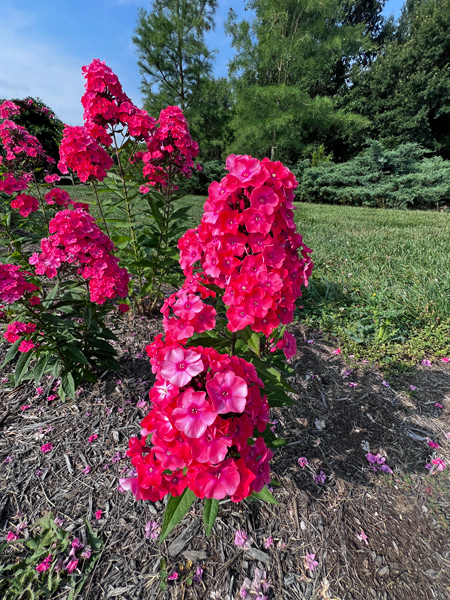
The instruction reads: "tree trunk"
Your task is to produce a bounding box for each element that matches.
[270,129,277,161]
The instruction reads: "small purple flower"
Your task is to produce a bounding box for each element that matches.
[381,381,390,388]
[435,403,443,409]
[409,385,417,391]
[264,536,274,549]
[136,399,147,409]
[193,567,203,583]
[305,553,318,572]
[234,529,252,549]
[348,382,358,388]
[82,465,91,474]
[298,457,308,468]
[314,471,326,484]
[4,456,12,464]
[307,339,314,344]
[422,359,432,367]
[145,521,160,540]
[356,530,368,545]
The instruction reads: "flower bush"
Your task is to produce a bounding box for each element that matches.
[123,154,313,540]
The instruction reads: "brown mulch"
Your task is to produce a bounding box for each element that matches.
[1,315,450,600]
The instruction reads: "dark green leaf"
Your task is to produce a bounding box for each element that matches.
[61,372,75,399]
[1,338,21,368]
[203,498,219,538]
[63,345,90,365]
[159,489,196,544]
[251,487,279,505]
[14,350,33,386]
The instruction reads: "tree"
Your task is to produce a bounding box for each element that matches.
[133,0,218,116]
[343,0,450,157]
[225,0,369,163]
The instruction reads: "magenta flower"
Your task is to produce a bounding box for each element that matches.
[47,395,57,402]
[145,520,160,540]
[21,405,31,411]
[40,443,53,454]
[36,554,52,573]
[356,530,369,545]
[36,387,44,395]
[81,547,92,559]
[422,359,432,367]
[88,434,98,443]
[234,529,252,549]
[136,399,147,409]
[298,457,308,468]
[348,382,358,388]
[409,385,417,391]
[82,465,91,474]
[427,439,439,449]
[193,566,203,583]
[441,357,449,363]
[168,572,178,581]
[172,388,217,438]
[160,347,203,387]
[7,531,19,542]
[314,471,326,484]
[206,370,248,413]
[435,403,443,409]
[4,456,12,464]
[432,458,446,471]
[332,348,341,354]
[264,536,274,549]
[305,553,318,572]
[381,381,390,388]
[307,339,314,344]
[196,458,240,499]
[66,559,78,574]
[95,510,102,520]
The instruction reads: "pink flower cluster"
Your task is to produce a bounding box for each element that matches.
[58,126,113,183]
[161,279,217,342]
[29,209,129,304]
[44,187,89,212]
[142,105,199,189]
[121,341,272,502]
[81,59,156,142]
[4,321,36,343]
[0,263,38,304]
[0,101,21,119]
[10,193,39,217]
[0,118,53,163]
[178,155,313,335]
[0,172,31,195]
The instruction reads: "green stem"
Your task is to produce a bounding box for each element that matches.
[92,183,110,237]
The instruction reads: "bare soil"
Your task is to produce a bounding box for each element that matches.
[1,315,450,600]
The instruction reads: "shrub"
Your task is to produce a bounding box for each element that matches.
[121,154,314,539]
[299,141,450,209]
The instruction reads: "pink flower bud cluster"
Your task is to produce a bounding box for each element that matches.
[58,126,114,183]
[142,106,200,189]
[81,59,156,142]
[178,155,313,336]
[0,263,38,304]
[121,340,272,502]
[29,209,129,304]
[10,193,39,217]
[0,101,21,119]
[161,278,217,342]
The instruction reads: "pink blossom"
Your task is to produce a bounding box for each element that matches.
[4,456,12,464]
[160,347,204,387]
[356,530,368,545]
[427,439,439,449]
[409,385,417,391]
[168,572,178,581]
[145,520,160,540]
[422,359,432,367]
[305,553,318,572]
[136,399,147,409]
[234,529,252,549]
[348,382,358,388]
[88,434,98,443]
[47,395,57,402]
[172,388,217,438]
[118,303,130,313]
[40,443,53,454]
[444,432,450,439]
[441,357,449,363]
[314,471,326,484]
[36,554,52,573]
[264,536,274,549]
[206,370,248,413]
[66,559,78,574]
[282,331,297,360]
[435,403,443,409]
[21,405,31,411]
[95,510,102,520]
[36,387,44,395]
[297,457,308,467]
[193,566,203,583]
[381,381,390,388]
[332,348,341,354]
[7,531,19,542]
[83,465,91,474]
[432,458,446,471]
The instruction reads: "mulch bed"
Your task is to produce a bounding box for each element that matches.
[1,314,450,600]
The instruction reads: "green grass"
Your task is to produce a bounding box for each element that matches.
[67,186,450,365]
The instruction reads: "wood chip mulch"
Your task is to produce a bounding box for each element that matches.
[1,315,450,600]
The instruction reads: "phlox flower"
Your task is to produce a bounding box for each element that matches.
[66,559,78,574]
[118,303,130,313]
[18,340,34,353]
[36,554,52,573]
[145,520,159,540]
[432,458,446,471]
[348,382,358,388]
[282,331,297,360]
[264,536,274,549]
[193,567,203,583]
[7,531,19,542]
[427,439,439,449]
[381,381,390,388]
[234,529,252,549]
[304,553,318,572]
[172,389,217,438]
[422,359,432,367]
[83,465,91,474]
[88,434,98,443]
[206,370,248,413]
[298,457,308,468]
[95,510,102,520]
[332,348,341,354]
[196,458,240,499]
[441,357,450,363]
[314,471,326,484]
[357,531,368,545]
[435,403,443,409]
[160,347,203,387]
[40,443,53,454]
[167,572,178,581]
[409,385,417,391]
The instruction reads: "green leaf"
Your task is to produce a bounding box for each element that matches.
[61,372,75,399]
[251,487,279,505]
[248,355,297,394]
[33,355,49,384]
[14,350,33,386]
[187,335,231,350]
[265,388,296,407]
[63,345,90,365]
[203,498,219,538]
[239,327,261,356]
[159,489,196,544]
[0,338,21,368]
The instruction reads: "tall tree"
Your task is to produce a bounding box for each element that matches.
[133,0,218,116]
[225,0,369,163]
[343,0,450,157]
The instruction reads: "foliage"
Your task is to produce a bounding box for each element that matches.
[0,100,127,397]
[120,155,310,539]
[0,97,64,165]
[182,159,225,194]
[342,0,450,158]
[133,0,217,115]
[224,0,369,163]
[0,512,103,600]
[299,141,450,209]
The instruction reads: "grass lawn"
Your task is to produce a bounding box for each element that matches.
[67,185,450,367]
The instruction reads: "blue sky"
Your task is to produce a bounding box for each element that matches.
[0,0,404,126]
